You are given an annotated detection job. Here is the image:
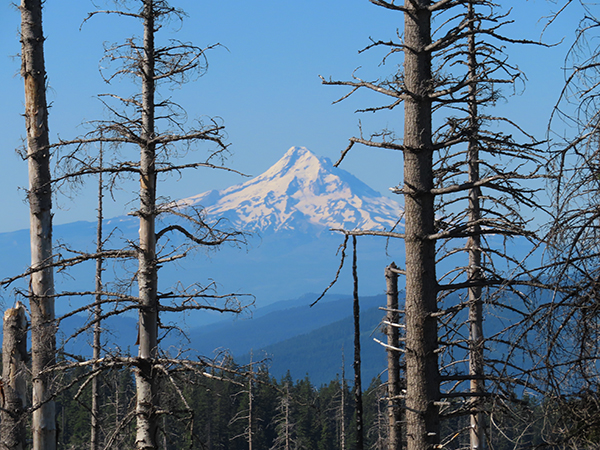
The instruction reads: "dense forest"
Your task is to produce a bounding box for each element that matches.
[54,363,549,450]
[4,0,600,450]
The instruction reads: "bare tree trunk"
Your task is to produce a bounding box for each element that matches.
[1,303,28,450]
[385,263,402,450]
[115,375,120,440]
[376,396,386,450]
[248,352,254,450]
[402,2,440,450]
[352,236,364,450]
[91,148,104,450]
[340,352,347,450]
[20,1,56,449]
[284,382,290,450]
[272,379,295,450]
[135,1,159,448]
[467,4,485,449]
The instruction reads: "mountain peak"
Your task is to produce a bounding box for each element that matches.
[180,147,403,233]
[259,146,334,187]
[272,146,327,170]
[279,145,316,163]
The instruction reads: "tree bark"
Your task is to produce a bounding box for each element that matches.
[467,4,485,448]
[248,355,254,450]
[1,303,28,450]
[135,1,159,448]
[91,149,104,450]
[20,1,56,448]
[385,263,402,450]
[402,2,440,450]
[340,353,347,450]
[352,236,364,450]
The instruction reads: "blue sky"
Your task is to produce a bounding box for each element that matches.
[0,0,582,233]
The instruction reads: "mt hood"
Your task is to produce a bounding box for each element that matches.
[177,146,402,233]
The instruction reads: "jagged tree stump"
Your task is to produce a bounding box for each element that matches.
[1,302,29,450]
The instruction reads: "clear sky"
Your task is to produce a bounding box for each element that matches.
[0,0,583,233]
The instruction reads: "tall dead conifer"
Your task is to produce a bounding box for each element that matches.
[323,2,547,449]
[91,148,105,450]
[541,3,600,445]
[352,236,365,450]
[385,262,402,450]
[53,2,246,447]
[20,1,56,448]
[466,4,485,447]
[135,2,160,446]
[401,4,441,449]
[33,0,248,447]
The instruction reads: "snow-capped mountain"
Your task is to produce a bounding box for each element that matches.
[176,146,403,233]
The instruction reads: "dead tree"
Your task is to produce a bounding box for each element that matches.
[368,384,391,450]
[20,1,56,448]
[340,352,348,450]
[135,3,161,445]
[401,5,441,449]
[324,1,439,447]
[465,5,484,448]
[91,148,105,450]
[1,303,29,450]
[539,3,600,446]
[432,5,548,449]
[27,1,249,448]
[323,1,548,449]
[352,236,365,450]
[384,263,402,450]
[230,354,255,450]
[271,382,296,450]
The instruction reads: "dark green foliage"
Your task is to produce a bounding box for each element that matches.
[55,365,136,449]
[51,358,555,449]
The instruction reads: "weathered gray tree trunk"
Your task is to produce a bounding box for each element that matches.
[278,382,291,450]
[385,263,402,450]
[1,303,28,450]
[20,1,56,448]
[248,356,254,450]
[135,1,159,448]
[402,2,440,450]
[340,354,347,450]
[91,149,104,450]
[467,4,485,448]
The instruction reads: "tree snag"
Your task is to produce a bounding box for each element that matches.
[352,236,364,450]
[135,2,159,448]
[402,3,440,450]
[20,1,56,448]
[385,263,402,450]
[1,303,29,450]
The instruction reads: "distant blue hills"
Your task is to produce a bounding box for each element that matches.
[56,293,390,386]
[0,146,541,387]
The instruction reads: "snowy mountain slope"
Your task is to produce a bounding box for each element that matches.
[175,146,403,233]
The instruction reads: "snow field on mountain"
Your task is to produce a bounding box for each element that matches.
[177,146,403,233]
